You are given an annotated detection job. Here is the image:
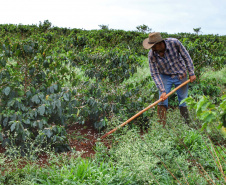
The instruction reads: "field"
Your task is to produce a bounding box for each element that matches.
[0,21,226,184]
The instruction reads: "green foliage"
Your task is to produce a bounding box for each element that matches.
[0,39,79,152]
[188,79,222,103]
[75,47,141,84]
[181,36,225,77]
[39,20,52,32]
[182,95,226,129]
[0,21,225,156]
[0,23,155,152]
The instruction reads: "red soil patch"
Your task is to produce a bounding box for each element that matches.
[66,121,102,158]
[0,144,6,153]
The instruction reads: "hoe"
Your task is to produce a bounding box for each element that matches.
[101,79,191,139]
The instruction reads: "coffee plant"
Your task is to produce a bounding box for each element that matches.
[0,39,80,152]
[182,94,226,129]
[181,36,225,77]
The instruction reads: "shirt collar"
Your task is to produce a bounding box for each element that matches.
[152,40,169,56]
[164,39,170,51]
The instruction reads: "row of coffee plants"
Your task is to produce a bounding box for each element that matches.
[0,32,152,152]
[0,39,79,152]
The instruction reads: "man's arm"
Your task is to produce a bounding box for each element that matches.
[176,40,195,76]
[176,39,196,82]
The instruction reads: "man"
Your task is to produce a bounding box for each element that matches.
[143,32,196,127]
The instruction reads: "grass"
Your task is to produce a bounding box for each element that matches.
[200,66,226,85]
[122,55,150,84]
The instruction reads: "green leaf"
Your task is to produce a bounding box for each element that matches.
[26,91,32,98]
[200,111,216,123]
[15,49,21,56]
[45,129,52,138]
[7,99,15,107]
[56,99,61,109]
[63,93,69,101]
[53,135,57,142]
[18,122,24,133]
[4,87,11,96]
[50,85,54,93]
[38,93,45,100]
[24,119,31,125]
[58,107,62,117]
[38,105,45,116]
[0,133,3,142]
[52,101,56,110]
[10,122,17,132]
[23,45,33,54]
[3,117,8,127]
[201,101,211,111]
[209,104,215,109]
[53,84,58,91]
[38,120,43,129]
[201,122,208,130]
[196,96,207,115]
[221,94,226,100]
[217,123,223,129]
[31,95,40,104]
[32,121,37,127]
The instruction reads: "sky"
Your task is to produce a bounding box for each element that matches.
[0,0,225,35]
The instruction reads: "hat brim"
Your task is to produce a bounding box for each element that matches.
[143,38,164,50]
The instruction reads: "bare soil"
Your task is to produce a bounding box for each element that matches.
[66,121,103,158]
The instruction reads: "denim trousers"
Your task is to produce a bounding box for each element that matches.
[158,74,188,108]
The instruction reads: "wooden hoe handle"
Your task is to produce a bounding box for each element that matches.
[100,79,190,139]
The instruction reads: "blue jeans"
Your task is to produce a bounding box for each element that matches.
[158,74,188,108]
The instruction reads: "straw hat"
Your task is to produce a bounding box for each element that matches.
[143,32,164,49]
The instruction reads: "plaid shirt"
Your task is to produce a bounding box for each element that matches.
[148,38,195,92]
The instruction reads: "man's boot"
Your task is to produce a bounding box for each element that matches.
[179,106,190,125]
[157,105,167,127]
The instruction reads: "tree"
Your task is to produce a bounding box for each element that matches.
[193,27,201,35]
[39,20,52,32]
[136,24,152,33]
[98,24,109,30]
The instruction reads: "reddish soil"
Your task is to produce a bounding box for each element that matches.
[0,144,6,153]
[66,121,103,158]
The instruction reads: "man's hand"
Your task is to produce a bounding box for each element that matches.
[160,92,167,101]
[189,75,196,83]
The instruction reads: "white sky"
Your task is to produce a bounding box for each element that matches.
[0,0,225,35]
